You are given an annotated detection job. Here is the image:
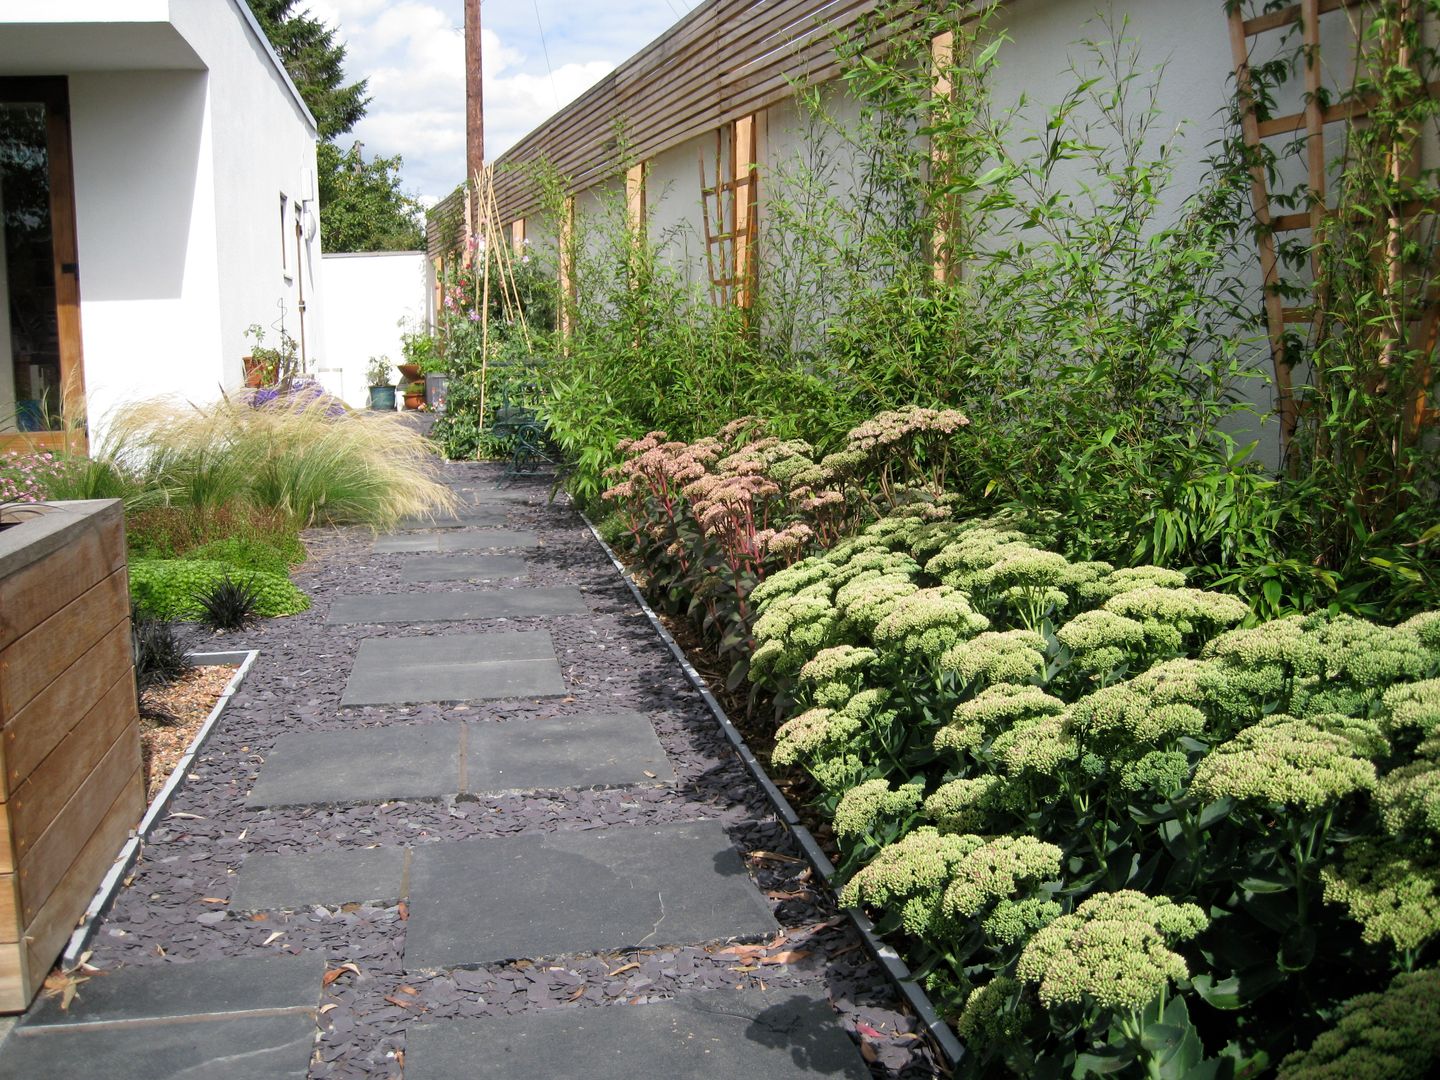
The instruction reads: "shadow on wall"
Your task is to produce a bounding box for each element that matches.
[68,69,205,302]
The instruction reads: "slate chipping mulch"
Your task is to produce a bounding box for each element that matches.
[78,462,943,1079]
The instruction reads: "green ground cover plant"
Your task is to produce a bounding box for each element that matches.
[129,559,309,621]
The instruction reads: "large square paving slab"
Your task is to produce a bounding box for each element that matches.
[405,990,869,1079]
[396,509,508,530]
[248,725,461,807]
[20,954,323,1027]
[0,1014,316,1079]
[339,631,565,706]
[399,555,529,583]
[326,587,586,625]
[374,530,538,553]
[231,846,408,910]
[464,711,673,794]
[404,820,777,969]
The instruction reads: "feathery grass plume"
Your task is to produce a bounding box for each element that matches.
[1399,610,1440,652]
[1321,838,1440,952]
[936,683,1067,755]
[983,897,1062,948]
[925,775,1007,832]
[1015,890,1207,1011]
[799,644,877,707]
[1057,609,1149,675]
[957,977,1032,1049]
[871,586,990,661]
[1277,967,1440,1079]
[101,394,455,528]
[833,778,925,839]
[1376,759,1440,838]
[1076,564,1188,605]
[1102,586,1250,655]
[1191,714,1384,810]
[938,629,1048,687]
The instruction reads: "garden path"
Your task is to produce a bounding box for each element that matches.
[0,463,937,1078]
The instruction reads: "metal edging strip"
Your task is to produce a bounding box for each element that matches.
[582,515,966,1071]
[60,649,261,969]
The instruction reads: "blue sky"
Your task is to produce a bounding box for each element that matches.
[305,0,703,204]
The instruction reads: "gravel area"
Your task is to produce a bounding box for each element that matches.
[140,665,236,801]
[78,462,943,1079]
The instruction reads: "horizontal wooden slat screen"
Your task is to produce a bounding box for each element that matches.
[431,0,943,236]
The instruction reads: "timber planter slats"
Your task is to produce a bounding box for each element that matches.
[0,500,144,1012]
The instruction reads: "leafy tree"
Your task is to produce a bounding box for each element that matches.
[247,0,423,252]
[317,141,424,252]
[246,0,367,139]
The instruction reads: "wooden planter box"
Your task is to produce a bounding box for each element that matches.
[0,500,143,1012]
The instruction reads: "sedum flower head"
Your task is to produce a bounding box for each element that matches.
[1305,613,1433,688]
[957,977,1031,1048]
[772,706,859,767]
[751,592,839,676]
[1191,714,1382,811]
[1119,750,1192,795]
[941,683,1067,746]
[750,557,832,608]
[991,713,1077,778]
[925,528,1034,584]
[1321,837,1440,952]
[1204,616,1314,670]
[1399,610,1440,652]
[938,835,1063,920]
[808,752,867,795]
[834,572,920,634]
[939,630,1048,687]
[833,778,924,839]
[925,775,1007,833]
[838,827,984,935]
[1067,685,1205,749]
[1057,609,1149,675]
[1277,967,1440,1080]
[1103,586,1250,645]
[1078,565,1188,605]
[1015,890,1207,1011]
[871,586,990,661]
[983,897,1062,947]
[1382,679,1440,740]
[1376,759,1440,839]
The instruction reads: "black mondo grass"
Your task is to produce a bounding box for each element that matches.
[131,607,194,723]
[194,573,263,631]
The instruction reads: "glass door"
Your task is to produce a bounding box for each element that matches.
[0,77,84,451]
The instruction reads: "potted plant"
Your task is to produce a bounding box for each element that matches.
[366,356,396,410]
[243,324,299,388]
[401,380,426,410]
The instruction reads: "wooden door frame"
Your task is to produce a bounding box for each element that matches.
[0,76,87,455]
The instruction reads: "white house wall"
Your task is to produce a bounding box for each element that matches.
[319,251,428,407]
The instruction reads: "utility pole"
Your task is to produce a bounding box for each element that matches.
[464,0,484,181]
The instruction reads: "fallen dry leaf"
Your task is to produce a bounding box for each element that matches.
[200,897,227,904]
[606,962,640,977]
[747,850,804,865]
[766,889,810,901]
[761,949,812,966]
[322,963,361,986]
[643,770,657,778]
[167,812,205,821]
[397,901,408,921]
[728,964,759,973]
[262,931,285,946]
[717,944,768,960]
[567,986,586,1001]
[383,994,418,1009]
[398,985,418,996]
[319,1003,338,1015]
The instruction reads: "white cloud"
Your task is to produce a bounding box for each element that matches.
[301,0,681,203]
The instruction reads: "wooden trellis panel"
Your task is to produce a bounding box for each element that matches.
[699,117,759,308]
[1227,0,1439,446]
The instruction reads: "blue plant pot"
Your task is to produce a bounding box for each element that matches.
[368,385,396,410]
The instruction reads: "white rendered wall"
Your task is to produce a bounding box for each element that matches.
[319,251,428,407]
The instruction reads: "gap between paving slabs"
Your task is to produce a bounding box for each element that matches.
[585,515,968,1071]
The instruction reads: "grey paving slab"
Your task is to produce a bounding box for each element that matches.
[20,954,323,1027]
[399,555,529,583]
[339,631,565,706]
[404,820,777,969]
[405,990,869,1079]
[326,586,587,625]
[464,712,673,794]
[231,847,408,911]
[373,530,539,553]
[0,1013,316,1080]
[247,725,461,807]
[397,509,508,530]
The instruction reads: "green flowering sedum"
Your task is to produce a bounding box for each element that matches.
[1056,609,1149,674]
[1119,750,1192,795]
[1400,610,1440,652]
[1376,759,1440,838]
[991,713,1076,778]
[834,572,920,634]
[772,707,856,767]
[982,896,1062,948]
[936,683,1067,755]
[748,557,832,608]
[871,586,989,661]
[1382,679,1440,739]
[1305,613,1433,688]
[798,645,877,708]
[1320,838,1440,951]
[750,591,839,676]
[1278,967,1440,1079]
[1191,714,1382,810]
[925,775,1007,832]
[957,976,1032,1049]
[1103,586,1250,653]
[1067,685,1205,749]
[840,828,1059,936]
[1077,565,1188,605]
[833,778,925,839]
[1015,890,1207,1012]
[939,630,1048,687]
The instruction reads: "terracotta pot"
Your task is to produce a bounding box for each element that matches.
[403,391,425,410]
[397,362,423,383]
[242,355,265,388]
